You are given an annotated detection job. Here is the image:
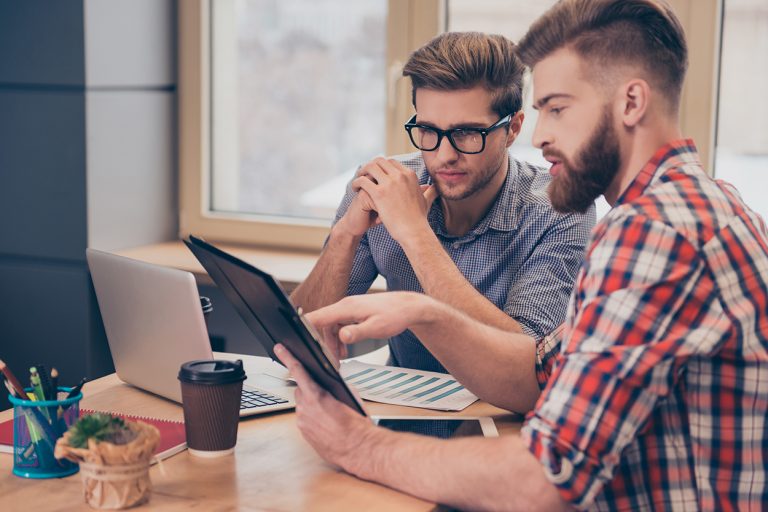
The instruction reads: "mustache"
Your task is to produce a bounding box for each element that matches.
[542,149,567,163]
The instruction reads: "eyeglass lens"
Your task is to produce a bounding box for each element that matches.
[411,127,485,153]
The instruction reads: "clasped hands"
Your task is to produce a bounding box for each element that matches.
[336,157,439,243]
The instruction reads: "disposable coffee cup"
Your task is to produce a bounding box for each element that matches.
[178,359,246,457]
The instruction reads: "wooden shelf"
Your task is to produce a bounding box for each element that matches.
[115,240,385,291]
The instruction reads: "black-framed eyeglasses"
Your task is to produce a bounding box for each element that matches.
[404,113,513,154]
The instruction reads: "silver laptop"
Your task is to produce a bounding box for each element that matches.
[86,248,295,417]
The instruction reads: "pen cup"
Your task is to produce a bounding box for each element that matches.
[8,386,82,479]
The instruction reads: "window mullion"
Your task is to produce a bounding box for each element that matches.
[386,0,444,156]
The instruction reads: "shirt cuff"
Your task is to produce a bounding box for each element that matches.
[521,417,603,510]
[534,324,564,390]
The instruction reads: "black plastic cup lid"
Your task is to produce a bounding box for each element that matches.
[178,359,246,385]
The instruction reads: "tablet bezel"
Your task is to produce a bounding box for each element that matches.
[184,235,366,416]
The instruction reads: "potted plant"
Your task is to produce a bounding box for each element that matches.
[55,413,160,509]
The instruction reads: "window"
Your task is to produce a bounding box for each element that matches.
[180,0,725,250]
[211,1,387,221]
[180,0,441,250]
[714,0,768,221]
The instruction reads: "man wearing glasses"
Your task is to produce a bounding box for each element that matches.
[292,33,594,408]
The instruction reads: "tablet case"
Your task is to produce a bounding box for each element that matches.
[184,235,366,416]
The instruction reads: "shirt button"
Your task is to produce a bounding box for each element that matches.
[452,243,460,249]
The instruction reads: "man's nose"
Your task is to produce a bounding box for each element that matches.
[435,134,460,162]
[532,116,550,150]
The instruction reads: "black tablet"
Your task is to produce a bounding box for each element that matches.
[184,235,366,416]
[372,416,498,439]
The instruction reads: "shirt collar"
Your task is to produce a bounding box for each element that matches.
[614,138,700,207]
[426,154,519,238]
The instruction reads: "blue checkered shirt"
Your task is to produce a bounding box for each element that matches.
[333,150,596,372]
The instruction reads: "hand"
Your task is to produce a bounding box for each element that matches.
[352,158,439,244]
[319,324,348,364]
[335,186,379,238]
[306,292,435,347]
[274,344,373,472]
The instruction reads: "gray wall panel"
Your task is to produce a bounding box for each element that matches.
[0,90,87,261]
[86,90,177,251]
[0,0,85,86]
[0,2,177,412]
[84,0,176,87]
[0,261,113,411]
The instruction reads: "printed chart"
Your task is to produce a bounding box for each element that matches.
[340,360,478,411]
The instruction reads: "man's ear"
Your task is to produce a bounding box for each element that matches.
[620,79,650,128]
[506,111,525,147]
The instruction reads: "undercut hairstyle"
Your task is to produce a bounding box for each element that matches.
[517,0,688,109]
[402,32,525,118]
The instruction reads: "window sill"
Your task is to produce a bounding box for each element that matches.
[115,240,385,292]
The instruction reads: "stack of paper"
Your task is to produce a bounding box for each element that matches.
[340,360,478,411]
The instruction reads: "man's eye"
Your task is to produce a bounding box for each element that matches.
[453,130,479,141]
[549,107,564,115]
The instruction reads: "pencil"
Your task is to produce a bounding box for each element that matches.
[0,359,28,398]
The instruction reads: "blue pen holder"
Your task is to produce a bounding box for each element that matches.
[8,386,82,479]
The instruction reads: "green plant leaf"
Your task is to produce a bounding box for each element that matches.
[68,413,137,448]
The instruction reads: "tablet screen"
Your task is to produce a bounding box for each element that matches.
[373,418,490,439]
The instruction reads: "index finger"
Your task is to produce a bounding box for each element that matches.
[305,299,363,330]
[382,158,410,173]
[356,157,391,179]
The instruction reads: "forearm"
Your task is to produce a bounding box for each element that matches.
[401,233,524,333]
[348,428,569,512]
[406,296,540,413]
[290,226,362,312]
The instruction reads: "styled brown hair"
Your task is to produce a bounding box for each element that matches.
[402,32,525,118]
[517,0,688,108]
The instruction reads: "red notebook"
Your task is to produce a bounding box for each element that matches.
[0,409,187,462]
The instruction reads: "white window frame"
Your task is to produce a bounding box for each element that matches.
[669,0,722,174]
[178,0,444,251]
[178,0,720,251]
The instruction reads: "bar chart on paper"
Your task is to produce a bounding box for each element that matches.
[340,361,478,411]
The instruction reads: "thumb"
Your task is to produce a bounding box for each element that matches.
[422,184,439,209]
[339,325,364,345]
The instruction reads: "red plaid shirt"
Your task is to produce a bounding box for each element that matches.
[523,140,768,510]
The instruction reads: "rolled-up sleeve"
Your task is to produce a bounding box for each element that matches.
[534,324,565,390]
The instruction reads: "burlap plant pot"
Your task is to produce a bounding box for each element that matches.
[55,421,160,510]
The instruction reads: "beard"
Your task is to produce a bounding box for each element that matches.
[426,143,507,201]
[547,107,621,214]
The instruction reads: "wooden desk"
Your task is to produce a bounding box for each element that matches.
[0,356,522,511]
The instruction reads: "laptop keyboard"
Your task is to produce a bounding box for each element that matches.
[240,387,290,410]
